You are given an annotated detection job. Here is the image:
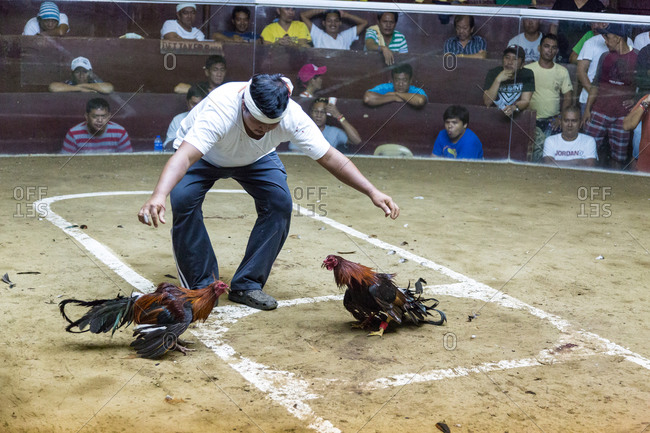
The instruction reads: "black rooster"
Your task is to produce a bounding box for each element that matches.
[323,255,446,336]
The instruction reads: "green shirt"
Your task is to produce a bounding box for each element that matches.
[573,30,595,55]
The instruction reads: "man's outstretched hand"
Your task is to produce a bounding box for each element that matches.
[138,195,167,227]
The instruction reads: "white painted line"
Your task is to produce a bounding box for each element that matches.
[37,192,650,433]
[365,353,575,390]
[294,204,650,371]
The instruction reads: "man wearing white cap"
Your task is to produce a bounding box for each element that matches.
[49,57,114,94]
[138,74,400,310]
[23,2,69,36]
[161,3,205,41]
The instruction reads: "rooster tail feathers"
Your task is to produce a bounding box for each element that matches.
[422,308,447,326]
[59,295,135,334]
[398,287,446,327]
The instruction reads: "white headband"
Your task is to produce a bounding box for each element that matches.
[243,77,293,124]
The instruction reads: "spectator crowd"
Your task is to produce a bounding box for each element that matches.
[12,1,650,169]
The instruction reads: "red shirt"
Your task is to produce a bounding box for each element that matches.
[592,50,638,118]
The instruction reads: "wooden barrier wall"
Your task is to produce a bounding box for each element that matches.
[0,36,574,101]
[0,2,525,56]
[0,92,534,160]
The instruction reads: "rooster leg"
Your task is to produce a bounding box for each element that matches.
[353,316,375,330]
[173,343,196,356]
[176,338,195,346]
[367,319,390,337]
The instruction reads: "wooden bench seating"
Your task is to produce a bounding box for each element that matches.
[0,3,522,56]
[0,92,186,153]
[0,35,574,107]
[283,97,534,160]
[0,92,534,161]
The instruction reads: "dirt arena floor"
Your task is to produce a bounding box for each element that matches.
[1,153,649,433]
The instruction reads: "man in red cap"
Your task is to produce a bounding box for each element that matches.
[297,64,327,98]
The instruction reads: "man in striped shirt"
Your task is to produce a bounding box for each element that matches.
[444,15,487,59]
[365,12,408,66]
[62,98,132,153]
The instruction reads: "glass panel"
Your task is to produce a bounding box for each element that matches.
[0,0,648,173]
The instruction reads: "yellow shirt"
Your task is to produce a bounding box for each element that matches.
[525,62,573,119]
[260,21,311,44]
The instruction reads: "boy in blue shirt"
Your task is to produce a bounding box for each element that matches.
[433,105,483,159]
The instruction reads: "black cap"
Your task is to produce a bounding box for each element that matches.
[503,44,525,61]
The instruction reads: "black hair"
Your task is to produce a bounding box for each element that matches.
[310,97,328,111]
[377,11,398,23]
[443,105,470,125]
[540,32,558,45]
[205,55,226,70]
[454,15,474,28]
[249,73,290,119]
[324,9,341,19]
[86,97,110,113]
[186,85,204,101]
[561,105,581,117]
[391,63,413,80]
[231,6,250,20]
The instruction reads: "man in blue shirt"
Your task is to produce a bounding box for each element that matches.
[363,63,427,108]
[433,105,484,159]
[443,15,487,59]
[212,6,259,43]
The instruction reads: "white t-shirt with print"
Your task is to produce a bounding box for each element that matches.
[543,133,597,161]
[508,32,542,63]
[175,82,330,167]
[160,19,205,41]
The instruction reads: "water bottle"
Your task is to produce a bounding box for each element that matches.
[154,135,163,153]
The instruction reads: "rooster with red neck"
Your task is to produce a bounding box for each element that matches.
[323,254,446,336]
[60,280,229,358]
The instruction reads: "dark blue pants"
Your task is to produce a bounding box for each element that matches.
[169,152,292,291]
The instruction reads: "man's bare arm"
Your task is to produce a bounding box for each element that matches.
[363,91,400,106]
[394,92,427,107]
[316,147,399,219]
[138,142,204,227]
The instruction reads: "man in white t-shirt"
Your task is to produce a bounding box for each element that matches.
[300,9,367,50]
[138,74,400,311]
[543,106,597,167]
[23,2,69,36]
[161,3,205,41]
[507,17,542,64]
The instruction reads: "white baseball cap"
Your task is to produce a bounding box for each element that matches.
[71,56,92,71]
